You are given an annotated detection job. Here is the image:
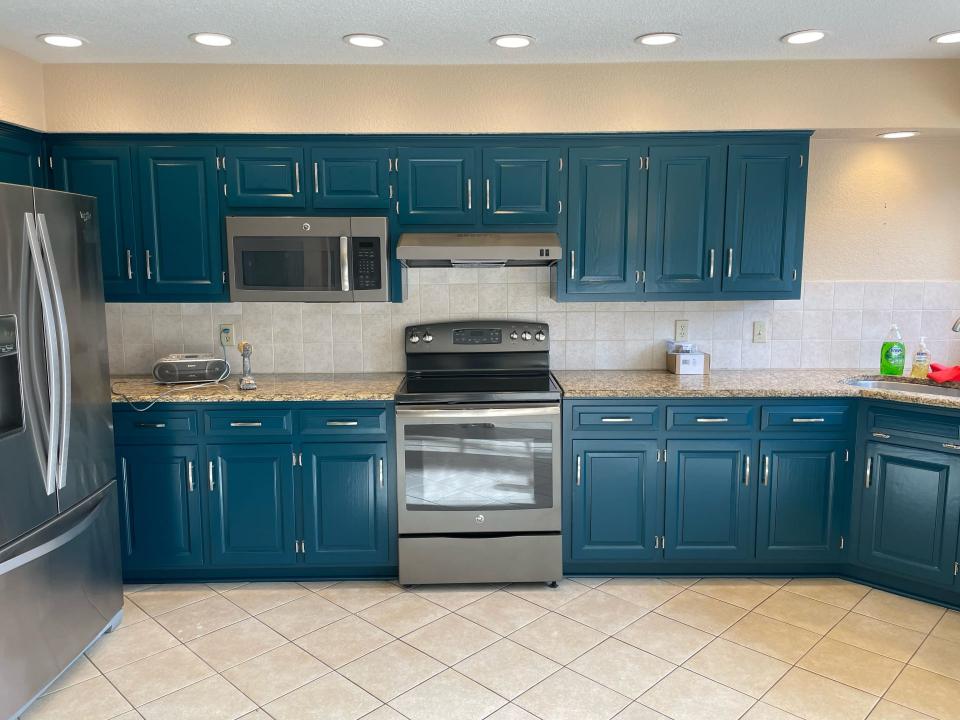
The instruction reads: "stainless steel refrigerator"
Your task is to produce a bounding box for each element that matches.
[0,182,121,719]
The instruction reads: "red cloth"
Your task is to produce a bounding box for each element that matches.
[927,363,960,383]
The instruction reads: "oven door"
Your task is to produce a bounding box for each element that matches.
[396,404,561,535]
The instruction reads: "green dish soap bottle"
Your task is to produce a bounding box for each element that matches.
[880,324,906,376]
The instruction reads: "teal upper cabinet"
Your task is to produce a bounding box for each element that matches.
[138,145,225,299]
[481,147,561,225]
[859,443,960,586]
[223,145,306,208]
[644,143,725,295]
[0,130,42,186]
[397,147,477,225]
[311,146,391,209]
[566,146,646,299]
[51,144,140,299]
[722,142,806,293]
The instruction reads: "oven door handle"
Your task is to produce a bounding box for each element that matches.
[396,405,560,419]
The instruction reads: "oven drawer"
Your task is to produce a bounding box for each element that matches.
[203,409,293,437]
[299,407,387,437]
[667,404,756,431]
[572,404,660,432]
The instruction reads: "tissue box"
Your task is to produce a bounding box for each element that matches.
[667,351,711,375]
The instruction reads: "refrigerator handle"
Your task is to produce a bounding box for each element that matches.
[36,213,72,490]
[23,212,60,497]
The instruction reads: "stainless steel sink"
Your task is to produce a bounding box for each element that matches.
[845,378,960,398]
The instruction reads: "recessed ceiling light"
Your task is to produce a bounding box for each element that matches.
[781,29,826,45]
[490,35,534,49]
[877,131,918,139]
[343,34,388,48]
[931,30,960,44]
[189,32,233,47]
[635,32,681,46]
[38,34,84,48]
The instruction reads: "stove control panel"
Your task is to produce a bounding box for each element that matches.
[406,321,548,353]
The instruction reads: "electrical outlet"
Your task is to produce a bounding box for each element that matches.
[218,323,235,347]
[753,320,768,343]
[675,319,690,342]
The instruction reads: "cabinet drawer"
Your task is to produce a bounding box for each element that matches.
[867,405,960,445]
[203,409,293,437]
[114,410,198,441]
[667,405,755,431]
[572,404,660,432]
[762,404,851,431]
[299,407,387,437]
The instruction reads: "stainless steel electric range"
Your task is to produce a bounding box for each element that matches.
[395,320,563,586]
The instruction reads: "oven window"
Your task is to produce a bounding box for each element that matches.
[234,236,342,291]
[403,421,553,511]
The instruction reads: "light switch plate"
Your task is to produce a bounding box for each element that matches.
[218,323,236,347]
[752,320,768,343]
[675,319,690,342]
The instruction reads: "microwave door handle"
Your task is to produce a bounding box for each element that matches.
[339,235,350,292]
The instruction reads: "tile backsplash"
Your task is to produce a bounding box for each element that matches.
[106,269,960,375]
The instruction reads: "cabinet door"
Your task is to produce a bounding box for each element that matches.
[757,440,846,561]
[0,132,42,186]
[570,440,660,562]
[311,147,391,209]
[665,440,755,560]
[301,443,389,566]
[206,444,298,567]
[116,445,203,570]
[397,147,477,225]
[722,143,806,293]
[138,145,224,299]
[566,147,645,298]
[859,443,960,586]
[644,143,725,294]
[481,147,561,225]
[51,144,140,299]
[223,145,306,208]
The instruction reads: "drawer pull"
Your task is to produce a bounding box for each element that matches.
[229,421,262,428]
[792,417,825,423]
[600,417,633,423]
[136,422,167,429]
[944,443,960,450]
[327,420,359,427]
[872,432,891,439]
[696,417,729,424]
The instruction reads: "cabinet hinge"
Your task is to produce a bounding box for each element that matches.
[839,535,845,550]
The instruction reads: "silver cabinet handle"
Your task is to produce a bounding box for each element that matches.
[466,178,472,210]
[793,418,826,423]
[762,455,770,486]
[187,460,195,492]
[485,178,491,210]
[696,417,729,423]
[944,443,960,450]
[208,460,215,491]
[865,457,873,489]
[654,535,661,549]
[145,249,153,280]
[601,417,633,423]
[313,161,319,194]
[229,421,262,427]
[635,270,641,284]
[298,451,303,466]
[136,422,167,429]
[570,250,576,280]
[327,420,359,427]
[744,455,751,487]
[708,249,715,279]
[378,458,384,488]
[294,161,301,193]
[126,249,133,279]
[726,248,734,278]
[872,432,891,439]
[576,455,582,486]
[339,235,350,292]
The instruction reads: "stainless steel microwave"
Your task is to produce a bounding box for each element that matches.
[225,216,389,302]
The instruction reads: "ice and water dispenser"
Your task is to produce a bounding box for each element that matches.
[0,315,24,437]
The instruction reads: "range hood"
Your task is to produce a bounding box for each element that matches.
[396,232,561,268]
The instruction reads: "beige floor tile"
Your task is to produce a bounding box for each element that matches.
[886,666,960,720]
[685,637,791,698]
[557,589,646,634]
[639,667,754,720]
[912,635,960,682]
[222,581,310,615]
[119,597,150,629]
[114,712,146,720]
[265,673,380,720]
[402,612,499,665]
[754,590,846,634]
[411,583,502,611]
[486,703,542,719]
[318,580,404,612]
[186,617,286,671]
[124,584,155,594]
[42,654,101,695]
[85,617,179,673]
[743,702,805,720]
[616,612,713,664]
[782,578,871,610]
[340,640,444,701]
[126,583,216,616]
[798,637,904,696]
[931,611,960,644]
[692,578,778,610]
[222,643,330,705]
[509,612,605,664]
[138,675,256,720]
[569,638,676,699]
[827,612,926,662]
[506,579,590,610]
[657,589,747,634]
[390,669,507,720]
[358,592,448,636]
[755,578,791,588]
[661,577,701,588]
[362,707,407,720]
[256,593,348,640]
[154,595,250,642]
[454,639,561,699]
[614,704,671,720]
[599,578,683,611]
[571,577,613,588]
[869,700,937,720]
[458,590,549,635]
[21,675,132,720]
[516,667,631,720]
[721,612,821,664]
[295,615,393,668]
[764,667,878,720]
[854,590,946,634]
[106,644,216,707]
[206,582,249,593]
[296,580,338,592]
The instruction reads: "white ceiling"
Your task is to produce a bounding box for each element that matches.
[1,0,959,65]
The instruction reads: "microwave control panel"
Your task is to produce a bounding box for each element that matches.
[353,238,382,290]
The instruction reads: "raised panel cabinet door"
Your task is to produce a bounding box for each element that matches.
[206,444,298,567]
[301,443,389,566]
[116,445,203,570]
[722,143,806,293]
[757,440,846,561]
[223,145,306,208]
[665,440,755,560]
[311,147,391,209]
[570,440,661,562]
[858,443,960,586]
[397,147,477,225]
[0,132,42,186]
[481,147,561,225]
[138,145,224,298]
[51,144,140,299]
[644,143,725,294]
[566,146,645,298]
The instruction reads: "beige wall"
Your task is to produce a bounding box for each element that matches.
[0,47,44,130]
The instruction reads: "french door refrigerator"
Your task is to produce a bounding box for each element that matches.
[0,182,121,720]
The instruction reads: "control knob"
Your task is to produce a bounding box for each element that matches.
[409,333,421,344]
[423,332,433,343]
[535,330,546,342]
[521,331,532,341]
[509,331,519,340]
